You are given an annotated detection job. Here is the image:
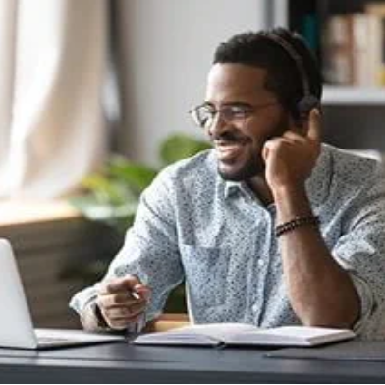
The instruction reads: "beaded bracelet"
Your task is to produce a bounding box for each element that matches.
[275,216,320,237]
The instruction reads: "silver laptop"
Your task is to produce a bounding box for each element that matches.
[0,238,124,349]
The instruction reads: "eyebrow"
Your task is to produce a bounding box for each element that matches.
[203,101,253,109]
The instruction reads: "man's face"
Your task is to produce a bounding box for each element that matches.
[204,63,292,181]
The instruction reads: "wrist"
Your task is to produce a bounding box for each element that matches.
[275,215,320,237]
[272,183,314,225]
[272,183,306,202]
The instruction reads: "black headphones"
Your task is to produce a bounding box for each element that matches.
[265,32,320,115]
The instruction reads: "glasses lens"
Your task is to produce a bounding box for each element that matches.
[191,106,213,129]
[222,106,249,121]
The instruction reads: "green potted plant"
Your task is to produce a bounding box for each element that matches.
[68,133,211,313]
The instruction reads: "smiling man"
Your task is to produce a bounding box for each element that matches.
[71,28,385,340]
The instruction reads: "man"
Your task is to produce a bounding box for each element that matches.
[70,28,385,340]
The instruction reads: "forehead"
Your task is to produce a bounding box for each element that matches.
[205,63,275,103]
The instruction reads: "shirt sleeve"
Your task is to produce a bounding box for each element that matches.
[331,172,385,339]
[70,166,185,322]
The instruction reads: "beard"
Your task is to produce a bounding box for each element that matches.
[214,113,291,182]
[217,146,263,181]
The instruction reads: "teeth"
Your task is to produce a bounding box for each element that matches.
[218,146,240,151]
[216,143,244,161]
[215,141,243,148]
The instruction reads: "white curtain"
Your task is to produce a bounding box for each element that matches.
[0,0,107,198]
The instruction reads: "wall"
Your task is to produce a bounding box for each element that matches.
[115,0,267,165]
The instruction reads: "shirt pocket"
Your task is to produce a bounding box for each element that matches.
[180,245,229,308]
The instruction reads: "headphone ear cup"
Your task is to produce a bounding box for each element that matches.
[297,95,319,115]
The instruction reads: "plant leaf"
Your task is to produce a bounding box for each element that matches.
[69,195,138,219]
[159,133,211,165]
[107,156,159,193]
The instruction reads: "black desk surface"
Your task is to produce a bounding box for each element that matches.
[1,341,385,383]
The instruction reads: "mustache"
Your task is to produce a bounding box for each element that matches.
[210,131,250,143]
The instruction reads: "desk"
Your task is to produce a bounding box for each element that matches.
[0,342,385,383]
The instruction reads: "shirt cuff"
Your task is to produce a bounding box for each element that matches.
[348,272,375,333]
[69,283,100,314]
[334,254,375,332]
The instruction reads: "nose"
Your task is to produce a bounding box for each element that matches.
[207,111,230,139]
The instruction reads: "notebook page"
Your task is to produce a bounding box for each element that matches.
[168,322,259,341]
[225,326,355,345]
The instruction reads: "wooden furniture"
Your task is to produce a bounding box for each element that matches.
[144,313,190,333]
[0,200,119,329]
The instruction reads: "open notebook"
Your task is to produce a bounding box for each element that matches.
[135,322,356,348]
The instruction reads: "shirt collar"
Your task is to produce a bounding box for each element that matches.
[221,144,332,206]
[224,180,243,198]
[223,180,258,200]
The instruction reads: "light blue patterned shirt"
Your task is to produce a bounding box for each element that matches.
[70,144,385,340]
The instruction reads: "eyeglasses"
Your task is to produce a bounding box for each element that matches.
[189,102,278,130]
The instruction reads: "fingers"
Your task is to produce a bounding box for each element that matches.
[306,108,321,142]
[135,284,151,302]
[282,108,321,142]
[282,130,304,142]
[98,292,137,308]
[262,137,296,165]
[98,276,149,301]
[105,301,146,319]
[99,276,140,295]
[103,314,143,330]
[97,276,150,309]
[101,302,146,322]
[100,301,146,330]
[96,276,151,330]
[263,137,295,152]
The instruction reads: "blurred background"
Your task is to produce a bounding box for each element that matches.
[0,0,384,328]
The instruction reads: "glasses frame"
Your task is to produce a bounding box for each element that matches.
[189,101,278,130]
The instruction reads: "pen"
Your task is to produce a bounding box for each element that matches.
[130,289,145,334]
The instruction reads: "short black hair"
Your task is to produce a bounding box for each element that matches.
[213,28,322,120]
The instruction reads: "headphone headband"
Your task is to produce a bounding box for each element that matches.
[264,33,319,114]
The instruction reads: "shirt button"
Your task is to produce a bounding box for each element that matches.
[257,259,264,267]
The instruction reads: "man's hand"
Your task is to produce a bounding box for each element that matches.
[262,109,321,192]
[96,276,151,330]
